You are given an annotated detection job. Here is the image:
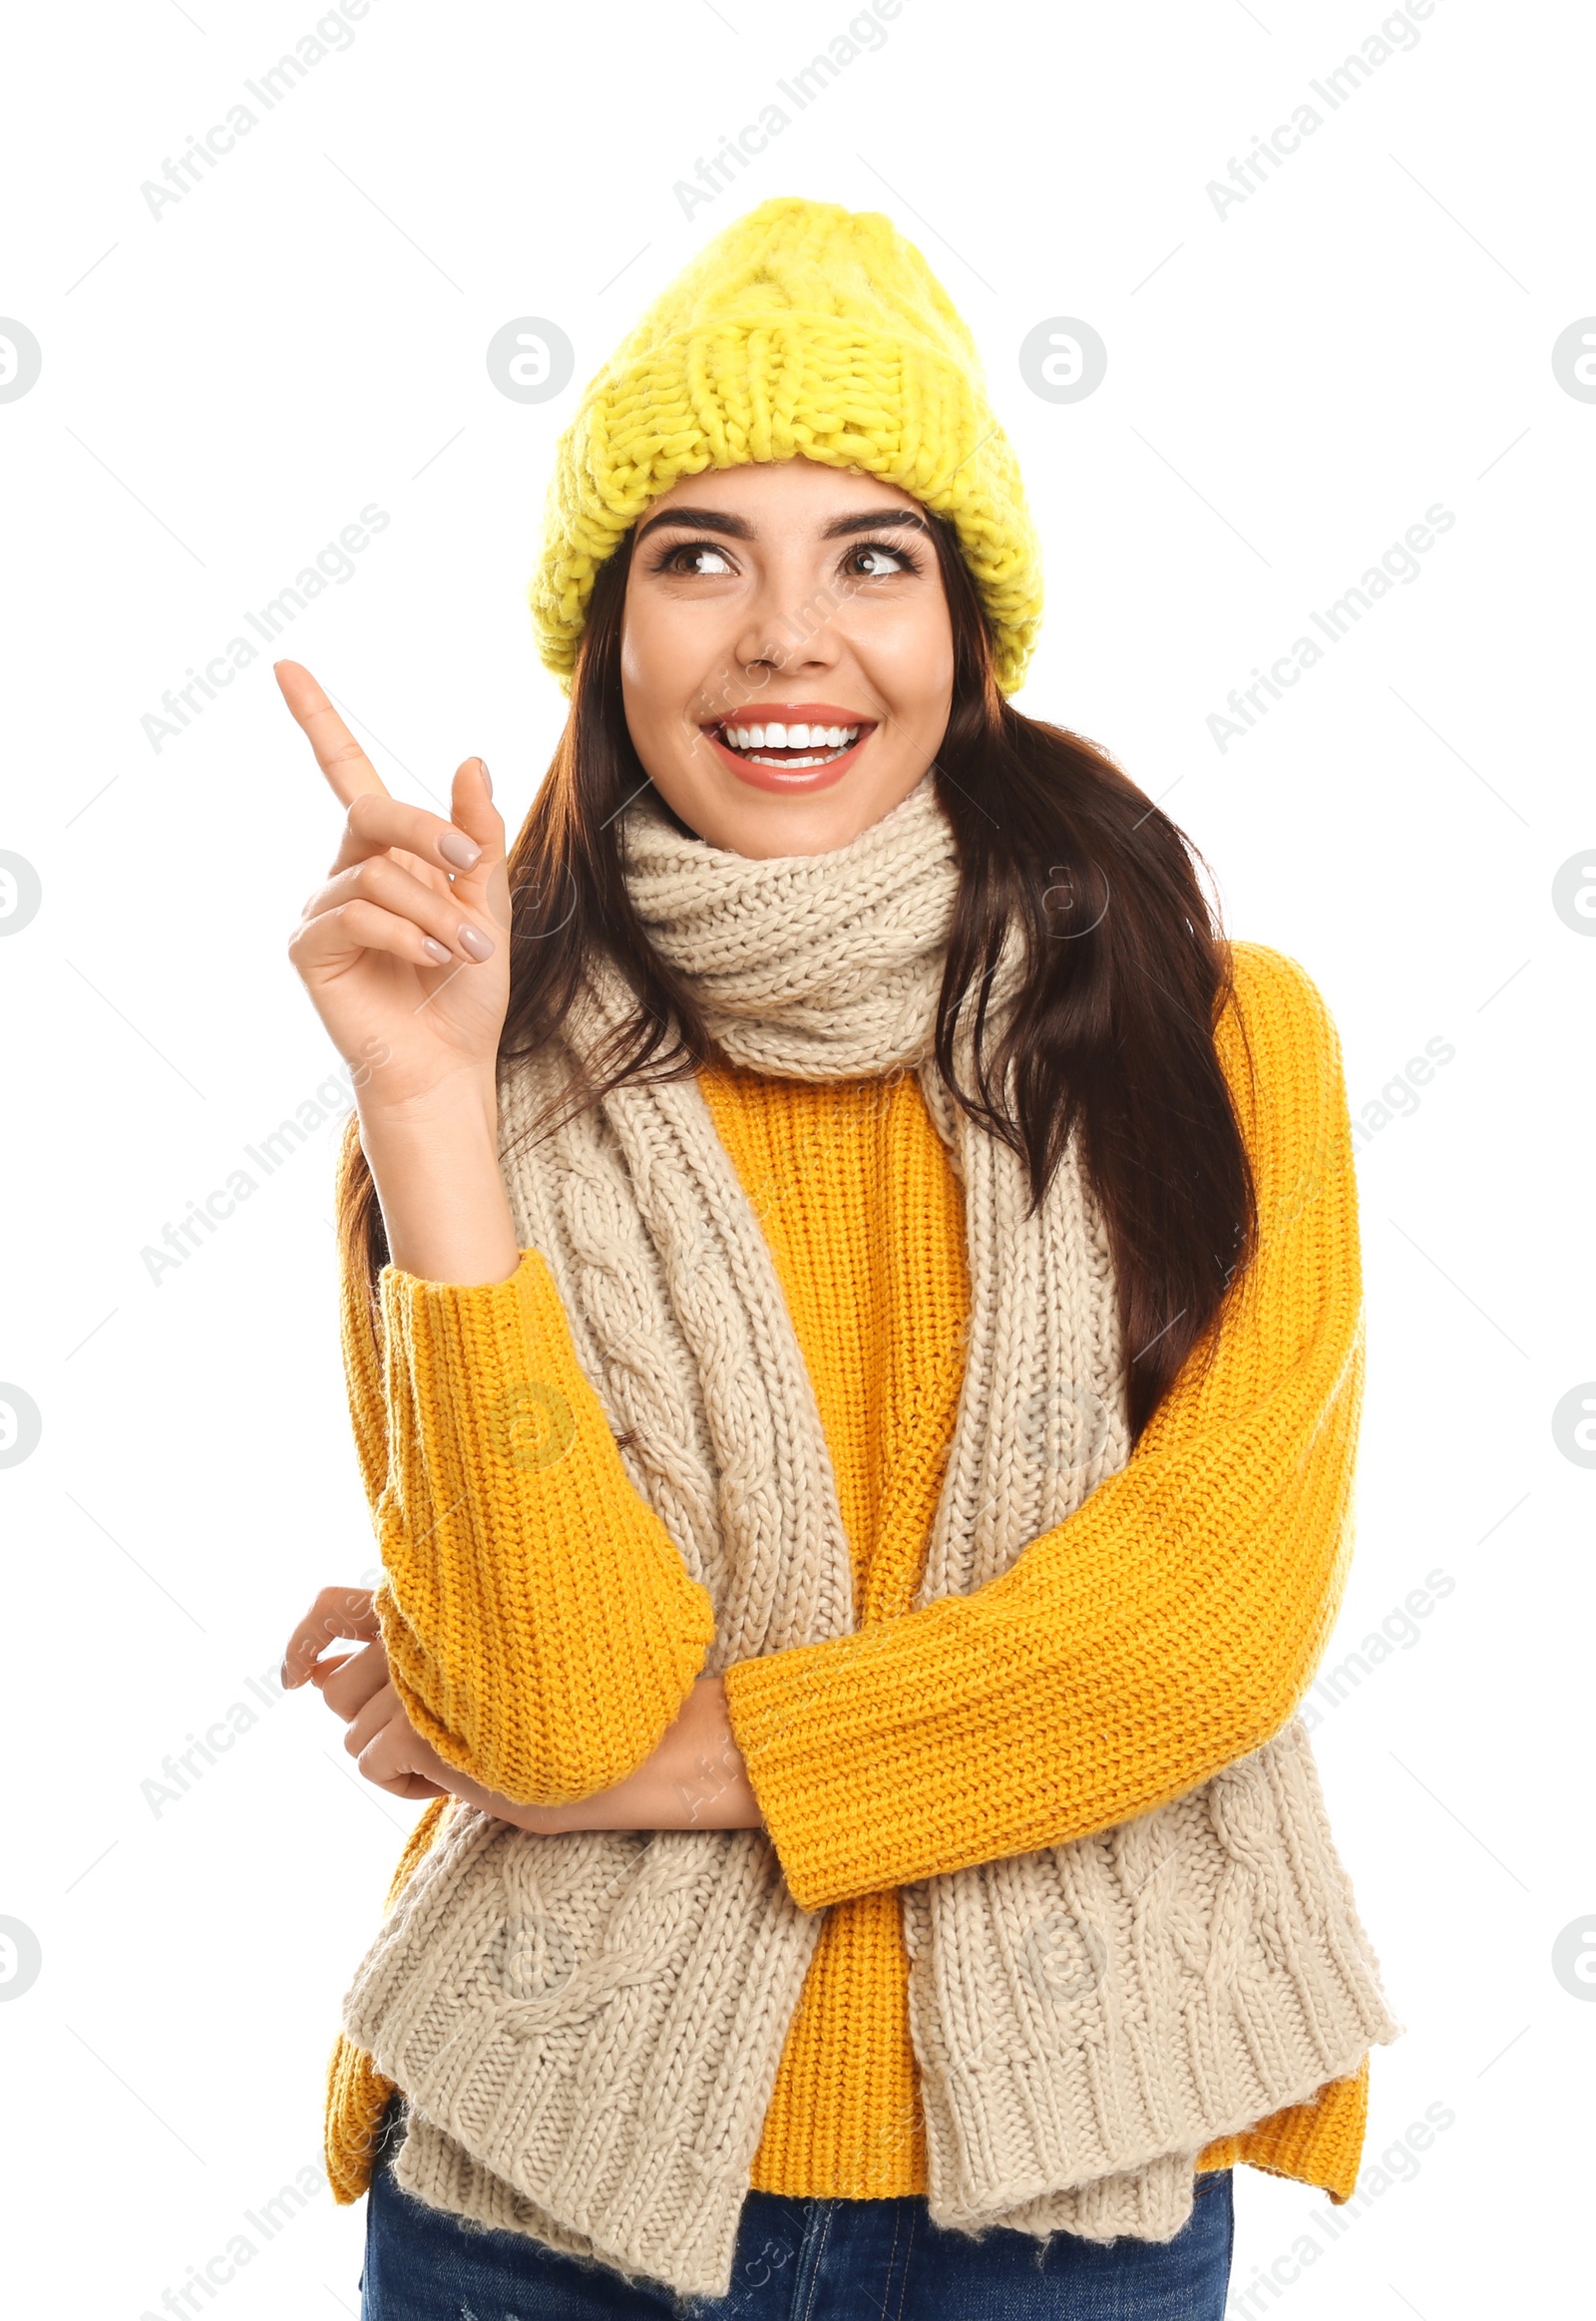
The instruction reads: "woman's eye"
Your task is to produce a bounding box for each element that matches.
[846,544,913,578]
[662,542,736,577]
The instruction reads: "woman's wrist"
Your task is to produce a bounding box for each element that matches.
[430,1678,763,1834]
[358,1077,520,1285]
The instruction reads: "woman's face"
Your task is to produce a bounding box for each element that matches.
[618,456,956,858]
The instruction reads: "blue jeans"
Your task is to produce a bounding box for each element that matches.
[359,2099,1234,2319]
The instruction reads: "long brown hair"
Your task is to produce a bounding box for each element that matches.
[340,513,1259,1444]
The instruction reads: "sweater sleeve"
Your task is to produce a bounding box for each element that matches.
[721,942,1365,1911]
[335,1138,391,1525]
[333,1143,717,1807]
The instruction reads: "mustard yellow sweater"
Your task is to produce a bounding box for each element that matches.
[323,940,1369,2206]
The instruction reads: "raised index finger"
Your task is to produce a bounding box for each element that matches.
[273,659,389,808]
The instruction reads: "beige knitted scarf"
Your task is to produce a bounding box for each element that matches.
[340,774,1397,2298]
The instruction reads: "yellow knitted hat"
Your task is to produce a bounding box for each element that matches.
[530,196,1042,694]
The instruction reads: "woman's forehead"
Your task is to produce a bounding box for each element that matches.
[641,458,926,523]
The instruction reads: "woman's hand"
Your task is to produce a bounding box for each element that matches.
[281,1585,451,1801]
[283,1585,762,1830]
[276,660,508,1121]
[334,1653,456,1804]
[275,662,520,1284]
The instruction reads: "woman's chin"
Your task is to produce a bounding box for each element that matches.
[654,761,928,859]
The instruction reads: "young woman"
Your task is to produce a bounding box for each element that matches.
[277,197,1397,2319]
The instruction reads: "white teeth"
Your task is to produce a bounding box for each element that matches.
[718,720,864,759]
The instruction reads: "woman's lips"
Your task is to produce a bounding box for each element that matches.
[701,713,877,794]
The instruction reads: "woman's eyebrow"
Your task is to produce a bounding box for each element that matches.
[820,509,932,539]
[633,506,754,545]
[632,504,933,547]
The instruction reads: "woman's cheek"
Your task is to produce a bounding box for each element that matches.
[850,608,955,720]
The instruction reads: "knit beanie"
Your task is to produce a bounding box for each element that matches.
[529,196,1042,694]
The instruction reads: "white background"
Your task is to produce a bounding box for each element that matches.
[1,2,1591,2314]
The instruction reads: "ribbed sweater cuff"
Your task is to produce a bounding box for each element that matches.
[724,1609,1006,1910]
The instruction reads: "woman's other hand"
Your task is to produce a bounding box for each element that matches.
[280,1581,383,1690]
[282,1584,761,1833]
[280,1583,451,1802]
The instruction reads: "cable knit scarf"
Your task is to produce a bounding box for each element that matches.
[339,774,1397,2298]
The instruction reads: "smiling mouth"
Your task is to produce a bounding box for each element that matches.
[707,716,872,770]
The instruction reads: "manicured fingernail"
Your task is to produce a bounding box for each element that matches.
[458,923,494,961]
[439,829,482,870]
[478,760,492,798]
[422,937,451,965]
